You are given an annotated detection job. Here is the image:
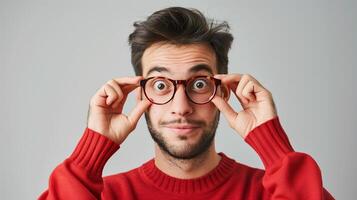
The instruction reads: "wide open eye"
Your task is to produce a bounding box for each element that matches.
[187,77,216,104]
[153,80,167,91]
[148,78,173,95]
[190,78,211,94]
[143,77,174,104]
[193,79,207,89]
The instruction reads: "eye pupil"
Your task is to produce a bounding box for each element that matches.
[196,82,204,88]
[157,83,165,90]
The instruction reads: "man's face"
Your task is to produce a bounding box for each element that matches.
[142,42,221,160]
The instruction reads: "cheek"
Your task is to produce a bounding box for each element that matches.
[195,103,219,119]
[147,105,166,125]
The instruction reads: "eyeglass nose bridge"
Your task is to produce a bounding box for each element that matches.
[172,79,187,86]
[170,79,189,100]
[168,79,193,94]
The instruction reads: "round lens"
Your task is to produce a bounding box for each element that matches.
[145,77,174,104]
[187,77,215,104]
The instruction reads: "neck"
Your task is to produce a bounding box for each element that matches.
[154,144,221,179]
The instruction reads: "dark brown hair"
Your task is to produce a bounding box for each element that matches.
[128,7,234,75]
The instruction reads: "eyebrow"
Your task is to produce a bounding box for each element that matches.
[146,64,214,77]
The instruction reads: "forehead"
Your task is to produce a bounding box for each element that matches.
[142,42,217,77]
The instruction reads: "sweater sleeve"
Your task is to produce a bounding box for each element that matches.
[244,117,335,200]
[38,128,119,200]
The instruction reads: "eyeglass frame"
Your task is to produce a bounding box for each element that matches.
[140,76,221,105]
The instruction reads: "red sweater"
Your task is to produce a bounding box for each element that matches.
[39,117,334,199]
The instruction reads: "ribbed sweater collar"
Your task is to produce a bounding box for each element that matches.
[139,153,236,194]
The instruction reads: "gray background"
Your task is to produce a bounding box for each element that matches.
[1,0,355,199]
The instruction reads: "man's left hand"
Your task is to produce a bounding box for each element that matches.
[212,74,277,138]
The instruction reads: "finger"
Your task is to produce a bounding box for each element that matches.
[108,77,142,109]
[101,84,118,106]
[214,74,246,103]
[218,84,231,100]
[107,76,143,95]
[214,74,242,88]
[134,87,142,102]
[229,87,245,106]
[211,95,238,126]
[235,76,250,104]
[242,80,256,102]
[110,95,129,113]
[113,76,143,87]
[121,83,141,95]
[228,82,238,93]
[127,99,152,127]
[214,73,242,82]
[107,79,124,103]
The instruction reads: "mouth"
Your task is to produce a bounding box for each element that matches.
[163,125,200,135]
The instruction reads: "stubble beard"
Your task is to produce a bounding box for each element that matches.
[145,112,220,160]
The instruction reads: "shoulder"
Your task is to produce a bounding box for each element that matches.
[102,157,155,184]
[222,153,265,182]
[103,166,142,184]
[220,153,268,198]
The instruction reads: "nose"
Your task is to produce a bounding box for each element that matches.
[170,84,193,116]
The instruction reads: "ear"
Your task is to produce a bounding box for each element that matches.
[220,84,230,101]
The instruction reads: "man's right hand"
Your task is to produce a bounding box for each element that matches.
[87,76,151,144]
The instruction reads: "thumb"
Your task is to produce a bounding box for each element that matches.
[127,99,151,127]
[134,87,142,102]
[211,96,238,128]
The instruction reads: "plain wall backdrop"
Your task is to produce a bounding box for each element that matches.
[1,0,356,199]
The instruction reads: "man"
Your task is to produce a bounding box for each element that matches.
[39,7,334,199]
